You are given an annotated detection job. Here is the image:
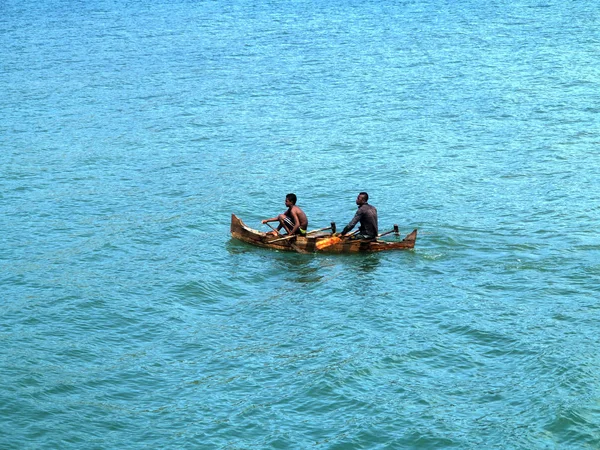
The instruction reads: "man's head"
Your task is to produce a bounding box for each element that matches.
[285,193,297,206]
[356,192,368,205]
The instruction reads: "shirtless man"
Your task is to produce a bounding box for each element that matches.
[262,193,308,236]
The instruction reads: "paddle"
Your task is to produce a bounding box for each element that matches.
[269,223,335,244]
[377,225,399,238]
[316,224,400,250]
[264,222,281,236]
[263,221,309,254]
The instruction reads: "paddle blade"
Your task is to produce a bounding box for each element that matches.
[315,236,342,250]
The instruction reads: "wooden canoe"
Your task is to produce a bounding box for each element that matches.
[230,214,417,254]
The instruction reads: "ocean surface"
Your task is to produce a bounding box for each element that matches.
[2,0,600,448]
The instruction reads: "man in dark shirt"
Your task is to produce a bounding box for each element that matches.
[341,192,378,239]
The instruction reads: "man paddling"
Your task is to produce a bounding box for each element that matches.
[262,193,308,237]
[341,192,378,239]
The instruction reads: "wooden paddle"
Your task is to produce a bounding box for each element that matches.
[263,222,310,254]
[269,223,335,244]
[316,224,399,250]
[377,225,399,238]
[264,222,281,236]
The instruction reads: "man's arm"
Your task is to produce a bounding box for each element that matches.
[341,209,362,235]
[262,215,283,235]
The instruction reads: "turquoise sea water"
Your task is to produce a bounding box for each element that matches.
[2,0,600,448]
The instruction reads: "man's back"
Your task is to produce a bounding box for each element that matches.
[358,203,378,238]
[289,205,308,230]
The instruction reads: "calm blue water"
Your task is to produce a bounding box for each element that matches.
[2,0,600,448]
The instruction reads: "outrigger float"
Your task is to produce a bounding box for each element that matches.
[230,214,417,254]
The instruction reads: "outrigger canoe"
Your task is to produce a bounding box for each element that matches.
[230,214,417,254]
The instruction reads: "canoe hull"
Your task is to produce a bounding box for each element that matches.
[230,214,416,254]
